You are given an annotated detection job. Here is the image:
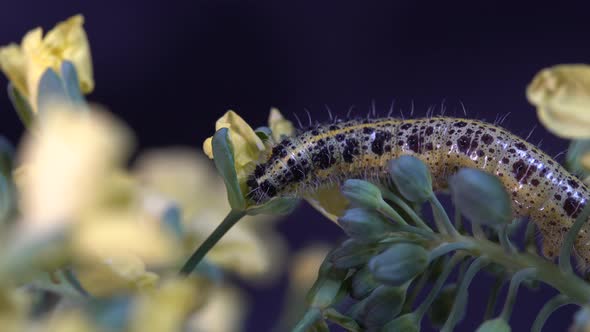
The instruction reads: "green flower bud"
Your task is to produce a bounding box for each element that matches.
[358,285,407,329]
[476,318,511,332]
[306,254,348,309]
[338,208,395,242]
[342,179,385,210]
[329,239,381,270]
[428,284,458,328]
[350,266,380,300]
[449,168,512,227]
[388,156,433,203]
[382,313,420,332]
[369,243,429,286]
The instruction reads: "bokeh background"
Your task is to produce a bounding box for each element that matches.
[2,1,590,331]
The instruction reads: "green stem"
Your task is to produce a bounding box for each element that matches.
[559,203,590,274]
[471,223,486,240]
[467,236,590,304]
[500,268,537,321]
[429,195,460,237]
[524,220,537,254]
[415,253,464,319]
[382,190,432,231]
[428,241,473,262]
[454,205,463,232]
[378,201,408,226]
[441,257,489,332]
[292,308,322,332]
[404,261,435,312]
[498,225,516,253]
[531,294,572,332]
[179,209,246,275]
[484,278,505,320]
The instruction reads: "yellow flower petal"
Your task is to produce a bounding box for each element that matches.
[0,14,93,113]
[72,212,180,267]
[131,277,210,332]
[0,44,27,95]
[203,111,265,190]
[75,253,159,296]
[17,105,132,235]
[268,107,295,141]
[527,64,590,138]
[188,286,246,332]
[304,184,350,223]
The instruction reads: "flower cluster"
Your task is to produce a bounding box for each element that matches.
[0,15,297,332]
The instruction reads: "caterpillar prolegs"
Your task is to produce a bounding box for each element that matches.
[246,117,590,267]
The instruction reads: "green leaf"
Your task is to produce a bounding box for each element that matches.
[212,128,246,210]
[255,126,272,141]
[246,197,299,215]
[7,83,34,128]
[566,139,590,177]
[37,68,68,113]
[60,61,85,104]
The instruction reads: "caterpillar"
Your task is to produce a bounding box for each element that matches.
[246,116,590,266]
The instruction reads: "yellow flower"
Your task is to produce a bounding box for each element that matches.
[74,252,159,296]
[203,111,265,187]
[134,148,286,281]
[14,104,180,294]
[202,109,295,198]
[17,104,130,235]
[268,107,295,141]
[187,285,246,332]
[0,14,93,112]
[527,64,590,138]
[130,277,210,332]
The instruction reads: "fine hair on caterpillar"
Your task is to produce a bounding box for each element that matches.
[245,115,590,269]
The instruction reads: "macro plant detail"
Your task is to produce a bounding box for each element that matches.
[2,13,590,332]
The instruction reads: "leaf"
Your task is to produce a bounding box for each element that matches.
[246,197,299,215]
[212,128,246,210]
[7,83,34,128]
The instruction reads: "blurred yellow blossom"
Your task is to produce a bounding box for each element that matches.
[43,311,100,332]
[130,277,210,332]
[13,104,180,295]
[188,285,246,332]
[527,64,590,138]
[74,253,158,296]
[0,15,93,112]
[134,148,286,281]
[17,104,130,234]
[268,107,295,141]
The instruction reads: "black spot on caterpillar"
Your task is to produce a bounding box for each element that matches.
[247,117,590,267]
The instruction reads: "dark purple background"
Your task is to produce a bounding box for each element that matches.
[2,1,590,331]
